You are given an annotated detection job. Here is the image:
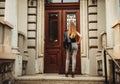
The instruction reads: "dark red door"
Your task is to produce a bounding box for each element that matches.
[61,10,81,74]
[44,10,62,73]
[44,9,81,74]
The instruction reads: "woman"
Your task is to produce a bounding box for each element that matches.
[65,21,82,78]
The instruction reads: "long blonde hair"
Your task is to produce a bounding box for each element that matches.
[68,22,77,39]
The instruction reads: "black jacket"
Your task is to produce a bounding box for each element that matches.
[63,30,71,51]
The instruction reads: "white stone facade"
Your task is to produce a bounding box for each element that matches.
[0,0,120,78]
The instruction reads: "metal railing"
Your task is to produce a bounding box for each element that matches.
[104,48,120,84]
[0,62,15,84]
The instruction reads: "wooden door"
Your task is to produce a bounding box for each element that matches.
[44,10,62,73]
[61,10,81,74]
[44,9,81,74]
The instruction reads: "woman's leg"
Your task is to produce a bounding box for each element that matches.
[71,43,78,73]
[65,49,70,73]
[72,49,77,72]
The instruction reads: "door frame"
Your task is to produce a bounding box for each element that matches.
[44,2,81,74]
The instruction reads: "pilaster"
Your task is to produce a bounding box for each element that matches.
[80,0,89,74]
[37,0,44,73]
[88,0,98,75]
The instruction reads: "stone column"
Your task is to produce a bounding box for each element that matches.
[5,0,22,77]
[37,0,44,73]
[80,0,89,74]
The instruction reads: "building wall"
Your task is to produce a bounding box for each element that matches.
[5,0,21,77]
[26,0,44,74]
[17,0,27,52]
[96,0,106,76]
[97,0,106,49]
[1,0,120,77]
[105,0,119,48]
[0,0,5,20]
[25,0,113,75]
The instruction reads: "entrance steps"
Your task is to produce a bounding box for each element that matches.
[15,74,105,84]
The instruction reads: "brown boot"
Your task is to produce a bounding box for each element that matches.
[72,72,75,78]
[65,73,68,77]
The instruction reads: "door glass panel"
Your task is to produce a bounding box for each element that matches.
[52,0,61,3]
[45,0,61,3]
[63,0,79,2]
[48,13,59,43]
[45,0,79,3]
[66,13,76,29]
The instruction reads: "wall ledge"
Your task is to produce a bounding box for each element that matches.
[100,31,106,36]
[18,31,26,38]
[4,20,14,29]
[0,45,15,60]
[0,53,15,60]
[0,19,13,29]
[112,20,120,28]
[0,19,4,24]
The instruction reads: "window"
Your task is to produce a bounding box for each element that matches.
[46,0,61,3]
[48,13,59,43]
[66,13,76,29]
[63,0,79,2]
[45,0,79,3]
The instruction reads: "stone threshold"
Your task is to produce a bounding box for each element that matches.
[15,74,105,81]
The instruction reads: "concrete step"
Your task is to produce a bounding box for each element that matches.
[15,74,105,84]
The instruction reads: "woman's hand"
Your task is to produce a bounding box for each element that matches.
[77,42,80,45]
[77,32,82,45]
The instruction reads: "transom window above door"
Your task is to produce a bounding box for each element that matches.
[45,0,79,3]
